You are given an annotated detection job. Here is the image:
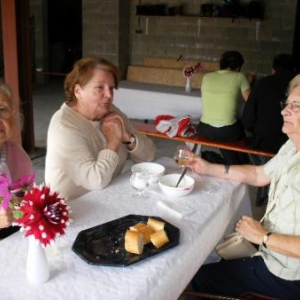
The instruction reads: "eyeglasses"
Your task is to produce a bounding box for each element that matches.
[280,101,300,113]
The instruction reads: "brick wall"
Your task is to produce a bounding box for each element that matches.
[82,0,119,63]
[129,0,297,77]
[30,0,298,80]
[82,0,129,78]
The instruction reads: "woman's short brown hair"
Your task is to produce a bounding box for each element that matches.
[64,56,121,104]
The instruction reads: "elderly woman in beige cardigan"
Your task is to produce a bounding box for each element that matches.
[45,57,156,199]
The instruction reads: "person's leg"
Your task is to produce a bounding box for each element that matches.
[197,122,215,139]
[198,122,227,164]
[220,148,249,165]
[214,121,249,164]
[191,256,300,299]
[213,121,245,141]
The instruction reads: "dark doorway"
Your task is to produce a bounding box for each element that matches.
[47,0,82,73]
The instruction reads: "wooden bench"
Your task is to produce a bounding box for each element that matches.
[127,57,218,88]
[143,58,219,71]
[127,65,208,88]
[133,121,275,158]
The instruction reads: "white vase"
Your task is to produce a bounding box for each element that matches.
[26,236,50,284]
[185,77,192,92]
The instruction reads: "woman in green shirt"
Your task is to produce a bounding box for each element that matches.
[199,51,250,164]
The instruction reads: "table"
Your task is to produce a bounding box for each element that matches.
[114,81,202,121]
[0,157,252,300]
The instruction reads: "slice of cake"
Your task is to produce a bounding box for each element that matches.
[124,230,144,255]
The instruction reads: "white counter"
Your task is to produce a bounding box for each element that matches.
[114,81,202,121]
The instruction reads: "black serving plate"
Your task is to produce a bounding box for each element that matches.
[72,214,180,267]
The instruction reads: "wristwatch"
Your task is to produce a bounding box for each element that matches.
[122,134,136,145]
[262,232,273,248]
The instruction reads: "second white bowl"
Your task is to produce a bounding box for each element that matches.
[131,162,165,183]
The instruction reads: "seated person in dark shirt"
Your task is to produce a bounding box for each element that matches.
[242,53,296,154]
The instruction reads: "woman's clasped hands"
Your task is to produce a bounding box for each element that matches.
[101,112,134,151]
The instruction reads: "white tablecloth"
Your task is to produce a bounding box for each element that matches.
[0,157,252,300]
[114,81,202,121]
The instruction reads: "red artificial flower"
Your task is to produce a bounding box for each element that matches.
[183,62,204,78]
[14,185,71,247]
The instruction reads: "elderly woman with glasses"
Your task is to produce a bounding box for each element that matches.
[0,83,33,239]
[187,75,300,299]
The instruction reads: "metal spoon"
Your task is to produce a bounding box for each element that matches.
[175,143,198,188]
[175,166,188,188]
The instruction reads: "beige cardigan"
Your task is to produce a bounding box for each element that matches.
[45,103,156,200]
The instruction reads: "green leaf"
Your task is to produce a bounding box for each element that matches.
[13,210,23,219]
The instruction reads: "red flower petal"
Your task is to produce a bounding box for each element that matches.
[15,186,71,247]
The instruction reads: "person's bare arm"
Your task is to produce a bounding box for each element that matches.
[242,88,251,101]
[188,155,270,187]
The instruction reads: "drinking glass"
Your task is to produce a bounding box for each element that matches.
[173,145,191,168]
[173,145,202,181]
[130,171,150,199]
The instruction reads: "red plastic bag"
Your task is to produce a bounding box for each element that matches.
[155,115,197,138]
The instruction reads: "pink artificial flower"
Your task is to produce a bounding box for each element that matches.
[194,62,204,72]
[0,173,10,186]
[0,173,36,210]
[14,185,71,247]
[0,173,12,209]
[9,173,36,194]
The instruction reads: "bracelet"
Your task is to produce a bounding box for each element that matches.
[262,232,273,248]
[122,134,136,145]
[224,164,230,174]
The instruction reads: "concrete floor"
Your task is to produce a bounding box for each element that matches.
[31,78,266,300]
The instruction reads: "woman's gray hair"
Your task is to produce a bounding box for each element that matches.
[0,80,13,108]
[288,74,300,94]
[0,80,23,127]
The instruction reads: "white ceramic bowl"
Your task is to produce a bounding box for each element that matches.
[158,173,195,199]
[131,162,165,183]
